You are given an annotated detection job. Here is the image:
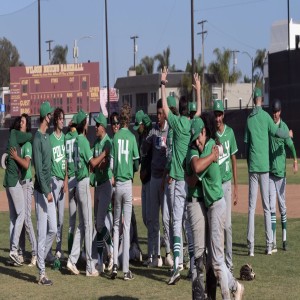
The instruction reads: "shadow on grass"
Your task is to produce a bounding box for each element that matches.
[0,255,37,283]
[98,296,139,300]
[233,242,271,256]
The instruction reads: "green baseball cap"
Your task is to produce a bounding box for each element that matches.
[93,112,107,128]
[253,88,262,99]
[190,117,205,143]
[142,114,152,128]
[188,101,197,113]
[76,109,88,124]
[40,101,54,118]
[167,96,176,108]
[133,110,145,130]
[71,114,77,125]
[213,99,224,112]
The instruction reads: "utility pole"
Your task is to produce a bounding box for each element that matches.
[130,35,139,69]
[197,20,207,111]
[38,0,41,65]
[45,40,54,64]
[231,50,240,73]
[105,0,110,118]
[191,0,195,100]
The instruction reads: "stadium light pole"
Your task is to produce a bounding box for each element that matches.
[38,0,41,65]
[242,51,254,102]
[105,0,110,118]
[73,35,93,63]
[130,35,139,69]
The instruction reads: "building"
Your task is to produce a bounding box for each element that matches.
[99,87,119,117]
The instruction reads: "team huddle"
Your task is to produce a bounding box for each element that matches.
[4,67,297,300]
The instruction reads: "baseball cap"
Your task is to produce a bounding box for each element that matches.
[40,101,54,118]
[190,117,205,143]
[133,110,145,130]
[188,102,197,113]
[76,109,88,124]
[71,114,77,125]
[272,99,282,112]
[213,99,224,112]
[167,96,176,108]
[142,114,152,129]
[253,88,262,99]
[93,112,107,128]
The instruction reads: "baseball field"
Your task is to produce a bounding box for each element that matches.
[0,160,299,299]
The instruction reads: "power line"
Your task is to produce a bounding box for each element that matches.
[0,1,46,17]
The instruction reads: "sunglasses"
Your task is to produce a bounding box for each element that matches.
[112,121,120,125]
[95,122,101,127]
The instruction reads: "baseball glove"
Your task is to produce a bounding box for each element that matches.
[240,264,255,281]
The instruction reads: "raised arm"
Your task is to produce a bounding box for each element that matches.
[161,67,170,119]
[193,73,202,117]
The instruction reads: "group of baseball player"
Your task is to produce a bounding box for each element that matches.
[3,65,297,299]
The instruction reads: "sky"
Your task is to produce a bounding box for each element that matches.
[0,0,300,88]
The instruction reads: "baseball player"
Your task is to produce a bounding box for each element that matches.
[67,109,106,276]
[65,114,78,254]
[92,112,114,272]
[269,99,298,252]
[49,108,67,259]
[10,114,37,267]
[133,111,153,266]
[213,99,238,272]
[110,104,139,281]
[143,99,169,268]
[161,67,191,285]
[195,114,244,300]
[244,88,291,256]
[32,101,57,285]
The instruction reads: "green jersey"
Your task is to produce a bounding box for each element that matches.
[33,130,52,197]
[269,119,297,178]
[244,106,289,173]
[93,133,113,185]
[217,125,238,183]
[65,129,78,178]
[186,147,203,198]
[198,139,223,208]
[167,111,191,180]
[21,141,32,180]
[73,134,93,181]
[50,132,66,180]
[111,128,139,182]
[3,129,32,188]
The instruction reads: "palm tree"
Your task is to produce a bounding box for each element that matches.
[208,48,241,99]
[51,45,68,64]
[154,46,171,71]
[253,48,266,79]
[140,56,154,74]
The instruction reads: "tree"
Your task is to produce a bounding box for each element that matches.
[0,37,23,87]
[154,46,171,71]
[140,56,154,75]
[208,48,241,99]
[243,75,251,83]
[50,45,68,64]
[253,48,266,85]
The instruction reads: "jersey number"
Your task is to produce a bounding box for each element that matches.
[73,144,81,171]
[118,139,129,164]
[66,139,75,163]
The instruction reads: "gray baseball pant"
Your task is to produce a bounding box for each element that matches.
[247,172,272,253]
[222,180,233,270]
[113,180,132,273]
[34,190,57,276]
[6,181,25,255]
[19,180,37,256]
[69,177,95,273]
[208,197,237,300]
[68,176,78,236]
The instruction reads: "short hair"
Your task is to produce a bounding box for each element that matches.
[110,111,119,124]
[170,106,179,116]
[76,118,87,134]
[120,104,131,128]
[156,99,162,110]
[179,96,188,116]
[21,113,31,132]
[53,107,65,127]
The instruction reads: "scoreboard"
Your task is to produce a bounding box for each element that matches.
[10,62,100,116]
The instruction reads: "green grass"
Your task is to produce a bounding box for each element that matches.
[1,159,299,190]
[1,206,300,299]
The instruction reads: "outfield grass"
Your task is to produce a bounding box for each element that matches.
[0,206,300,299]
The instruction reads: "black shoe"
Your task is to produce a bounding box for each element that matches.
[9,252,22,266]
[283,241,287,251]
[38,276,53,286]
[124,270,134,281]
[111,264,118,279]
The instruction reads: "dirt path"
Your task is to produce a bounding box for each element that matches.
[1,184,299,218]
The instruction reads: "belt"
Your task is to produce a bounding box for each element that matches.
[20,178,32,185]
[187,196,204,203]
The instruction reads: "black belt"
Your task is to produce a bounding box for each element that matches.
[187,196,204,203]
[20,178,32,185]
